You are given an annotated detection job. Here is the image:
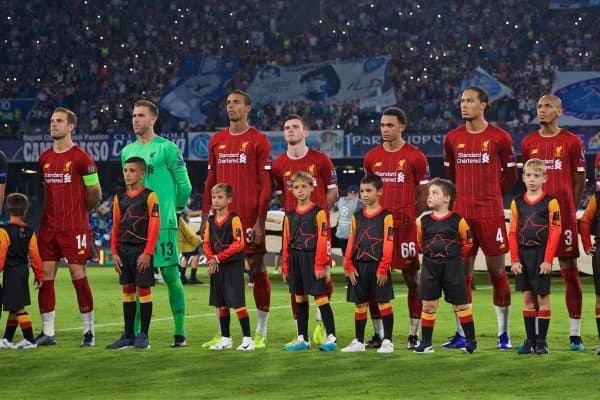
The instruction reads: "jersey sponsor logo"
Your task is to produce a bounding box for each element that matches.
[43,171,72,184]
[456,150,489,164]
[217,151,247,165]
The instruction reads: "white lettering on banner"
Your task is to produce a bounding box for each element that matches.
[23,141,53,162]
[351,135,382,146]
[74,141,110,161]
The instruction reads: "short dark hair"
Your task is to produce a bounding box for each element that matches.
[53,107,77,125]
[6,193,28,217]
[124,156,147,172]
[229,89,252,106]
[463,86,489,108]
[134,100,159,117]
[382,107,408,126]
[285,114,307,129]
[360,174,383,191]
[429,177,456,209]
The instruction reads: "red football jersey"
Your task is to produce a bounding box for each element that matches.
[443,124,516,219]
[363,143,430,223]
[272,148,337,211]
[202,128,271,220]
[38,146,97,231]
[521,129,585,223]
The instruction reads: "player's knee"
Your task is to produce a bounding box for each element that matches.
[452,304,469,312]
[422,302,437,314]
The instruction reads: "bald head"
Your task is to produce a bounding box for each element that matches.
[537,95,563,127]
[538,95,562,109]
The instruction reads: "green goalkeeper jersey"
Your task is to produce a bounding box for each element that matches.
[121,136,192,230]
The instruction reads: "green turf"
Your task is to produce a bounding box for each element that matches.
[1,267,599,399]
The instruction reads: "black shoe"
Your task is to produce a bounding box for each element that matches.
[81,331,95,347]
[365,334,382,349]
[535,341,549,355]
[407,335,419,349]
[106,333,134,349]
[189,278,204,285]
[34,332,57,346]
[172,334,187,347]
[180,276,189,284]
[517,339,535,355]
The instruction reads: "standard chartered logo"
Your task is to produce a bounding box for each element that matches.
[64,173,72,183]
[397,172,405,182]
[482,153,490,164]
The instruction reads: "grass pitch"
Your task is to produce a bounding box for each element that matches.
[1,266,599,399]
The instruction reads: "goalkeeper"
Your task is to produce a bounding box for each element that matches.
[121,100,192,347]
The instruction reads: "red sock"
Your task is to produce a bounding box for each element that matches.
[72,277,94,313]
[38,279,56,313]
[290,293,297,319]
[368,299,381,319]
[489,271,511,307]
[252,271,271,312]
[408,289,421,319]
[326,279,333,300]
[560,268,582,318]
[465,275,473,304]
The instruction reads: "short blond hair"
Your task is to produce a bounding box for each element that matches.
[53,107,77,125]
[290,171,315,186]
[134,100,159,117]
[523,158,546,174]
[211,183,233,198]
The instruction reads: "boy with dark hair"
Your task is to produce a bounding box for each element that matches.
[281,171,336,351]
[510,159,561,355]
[414,178,477,354]
[203,183,254,351]
[341,174,395,353]
[107,157,160,350]
[0,193,44,349]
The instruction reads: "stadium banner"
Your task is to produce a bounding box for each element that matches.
[552,71,600,126]
[460,67,512,102]
[110,132,187,161]
[346,132,444,157]
[549,0,600,9]
[247,56,397,109]
[0,98,35,122]
[187,130,345,160]
[158,55,238,126]
[21,132,112,162]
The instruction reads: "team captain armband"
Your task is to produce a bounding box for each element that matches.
[82,172,100,186]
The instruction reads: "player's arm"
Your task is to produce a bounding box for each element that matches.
[499,133,518,194]
[0,228,9,272]
[253,137,272,244]
[344,215,358,275]
[215,216,245,263]
[200,141,218,239]
[314,210,330,275]
[543,199,562,264]
[414,152,431,215]
[166,144,192,212]
[79,154,102,211]
[281,215,290,279]
[570,139,586,207]
[110,195,121,256]
[416,218,423,252]
[458,218,473,257]
[580,194,597,253]
[321,156,339,207]
[443,134,455,182]
[508,199,521,264]
[144,192,160,255]
[377,214,394,276]
[28,233,44,284]
[0,151,6,214]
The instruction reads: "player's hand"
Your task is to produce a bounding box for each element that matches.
[314,269,327,280]
[376,272,388,286]
[251,221,265,246]
[137,253,151,271]
[347,270,359,286]
[539,261,552,274]
[113,254,123,274]
[198,219,207,241]
[207,257,219,275]
[282,273,288,284]
[510,262,523,275]
[585,245,596,255]
[34,280,43,289]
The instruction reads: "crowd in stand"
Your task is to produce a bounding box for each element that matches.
[1,0,598,138]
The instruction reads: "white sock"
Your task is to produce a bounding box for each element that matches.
[569,318,582,337]
[371,318,383,338]
[315,307,323,322]
[409,318,420,336]
[215,309,221,335]
[494,305,510,336]
[81,311,94,334]
[455,313,465,336]
[256,310,269,336]
[41,311,56,336]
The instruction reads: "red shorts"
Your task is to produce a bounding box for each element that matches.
[556,220,579,258]
[240,217,266,255]
[38,228,92,265]
[464,216,508,257]
[392,224,420,270]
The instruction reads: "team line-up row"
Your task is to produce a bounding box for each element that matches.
[1,87,600,357]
